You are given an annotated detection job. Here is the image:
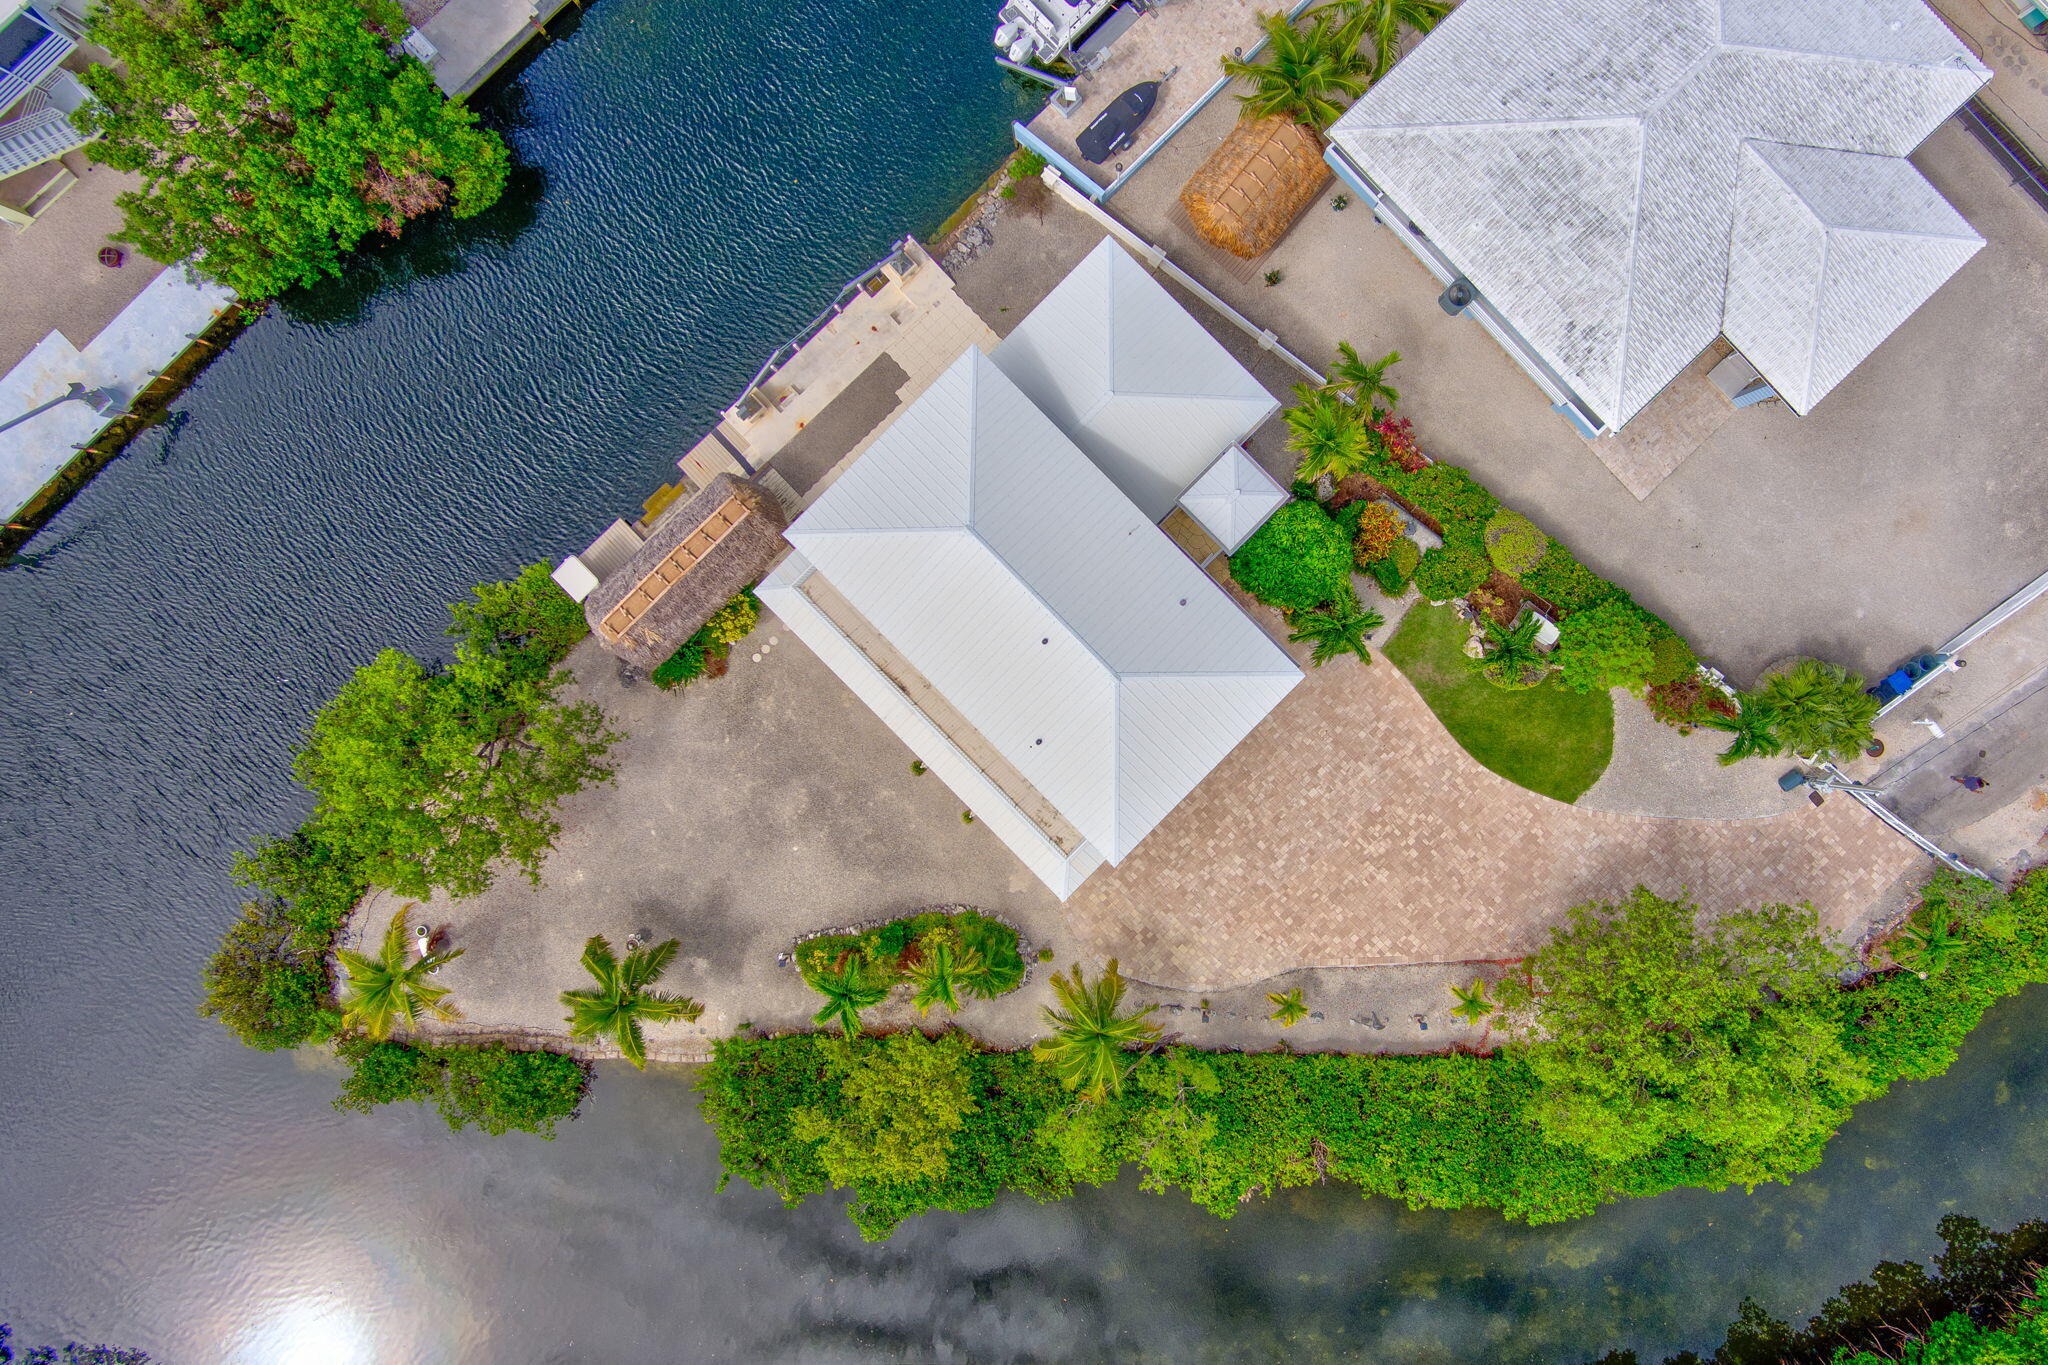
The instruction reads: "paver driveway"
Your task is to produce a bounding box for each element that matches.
[1066,597,1929,988]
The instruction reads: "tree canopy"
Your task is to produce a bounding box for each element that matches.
[291,568,613,900]
[77,0,510,297]
[1498,887,1874,1184]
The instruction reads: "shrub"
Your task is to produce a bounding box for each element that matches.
[1645,675,1735,731]
[1751,659,1881,762]
[334,1037,589,1138]
[231,828,368,946]
[1229,500,1354,612]
[651,635,709,689]
[1411,543,1489,601]
[702,587,762,648]
[1523,541,1617,612]
[1398,463,1496,542]
[1555,597,1658,693]
[1483,509,1549,577]
[1007,148,1047,180]
[447,562,588,677]
[198,900,338,1050]
[1368,414,1426,472]
[1645,630,1697,686]
[797,909,1025,1004]
[1351,502,1403,563]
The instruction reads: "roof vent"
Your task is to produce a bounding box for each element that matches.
[1439,278,1475,316]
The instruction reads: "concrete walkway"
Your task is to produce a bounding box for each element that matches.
[367,596,1931,1064]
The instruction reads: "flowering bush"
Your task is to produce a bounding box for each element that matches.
[1369,414,1427,472]
[1483,509,1549,577]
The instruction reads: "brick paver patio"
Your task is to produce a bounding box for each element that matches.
[1065,607,1928,988]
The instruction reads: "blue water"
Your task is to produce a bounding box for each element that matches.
[2,2,2044,1360]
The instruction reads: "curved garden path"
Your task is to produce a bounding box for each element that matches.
[1063,591,1928,989]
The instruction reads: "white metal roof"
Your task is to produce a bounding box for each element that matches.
[991,238,1278,520]
[1327,0,1987,428]
[1179,446,1286,553]
[785,348,1300,865]
[1722,141,1983,413]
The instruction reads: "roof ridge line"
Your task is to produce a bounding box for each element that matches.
[1120,668,1301,682]
[1821,219,1983,246]
[1715,36,1989,79]
[1349,113,1647,136]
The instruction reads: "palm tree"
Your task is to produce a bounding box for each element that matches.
[337,907,462,1040]
[1289,598,1385,666]
[1449,977,1495,1024]
[1888,912,1966,978]
[1267,988,1309,1026]
[1471,612,1549,689]
[906,930,983,1018]
[808,958,888,1038]
[1325,342,1402,417]
[560,935,703,1069]
[1751,659,1881,762]
[1284,383,1370,486]
[1328,0,1452,80]
[1222,8,1376,130]
[1035,959,1161,1100]
[1698,695,1781,766]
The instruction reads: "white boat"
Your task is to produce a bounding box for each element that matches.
[993,0,1141,71]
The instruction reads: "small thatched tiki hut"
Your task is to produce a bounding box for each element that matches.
[1179,116,1332,259]
[583,474,788,670]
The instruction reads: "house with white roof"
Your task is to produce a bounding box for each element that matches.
[991,237,1278,520]
[1323,0,1990,436]
[759,347,1300,899]
[0,0,96,230]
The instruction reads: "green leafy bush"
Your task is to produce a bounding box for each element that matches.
[1411,543,1489,601]
[1645,630,1697,686]
[1555,597,1658,693]
[1228,499,1355,612]
[1007,148,1048,180]
[1483,509,1549,577]
[199,900,340,1050]
[447,562,588,679]
[334,1037,589,1137]
[231,828,368,947]
[651,635,709,689]
[1393,463,1497,542]
[703,587,762,647]
[1523,541,1618,612]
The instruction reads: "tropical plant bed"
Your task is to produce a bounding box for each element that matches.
[796,908,1026,1004]
[1383,602,1612,803]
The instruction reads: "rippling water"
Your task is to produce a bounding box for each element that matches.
[2,2,2043,1360]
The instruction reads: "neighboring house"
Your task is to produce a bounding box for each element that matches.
[990,238,1278,520]
[0,0,97,230]
[760,348,1301,899]
[1324,0,1990,436]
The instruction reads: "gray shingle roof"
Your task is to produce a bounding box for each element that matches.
[1327,0,1988,427]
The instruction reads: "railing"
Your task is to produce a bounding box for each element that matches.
[731,238,912,415]
[1958,97,2048,215]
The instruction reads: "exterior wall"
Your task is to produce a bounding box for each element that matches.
[759,555,1105,901]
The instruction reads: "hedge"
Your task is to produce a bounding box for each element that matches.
[700,872,2048,1242]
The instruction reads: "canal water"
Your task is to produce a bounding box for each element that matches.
[1,1,2040,1360]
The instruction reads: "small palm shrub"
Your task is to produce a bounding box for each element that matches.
[1554,598,1658,694]
[1230,499,1355,612]
[1412,543,1489,601]
[809,959,889,1037]
[1326,341,1402,415]
[906,929,982,1017]
[1472,612,1550,690]
[1351,502,1404,563]
[337,907,463,1040]
[1752,659,1880,762]
[1449,977,1495,1024]
[1267,988,1309,1026]
[1888,909,1966,978]
[1035,960,1160,1099]
[1288,598,1385,666]
[560,935,703,1069]
[1283,383,1370,485]
[1483,509,1548,577]
[796,909,1025,1019]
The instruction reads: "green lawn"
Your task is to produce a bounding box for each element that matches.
[1382,603,1613,803]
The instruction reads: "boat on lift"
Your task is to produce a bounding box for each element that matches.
[992,0,1144,72]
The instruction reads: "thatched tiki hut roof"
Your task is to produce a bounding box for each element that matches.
[583,474,788,670]
[1180,116,1332,259]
